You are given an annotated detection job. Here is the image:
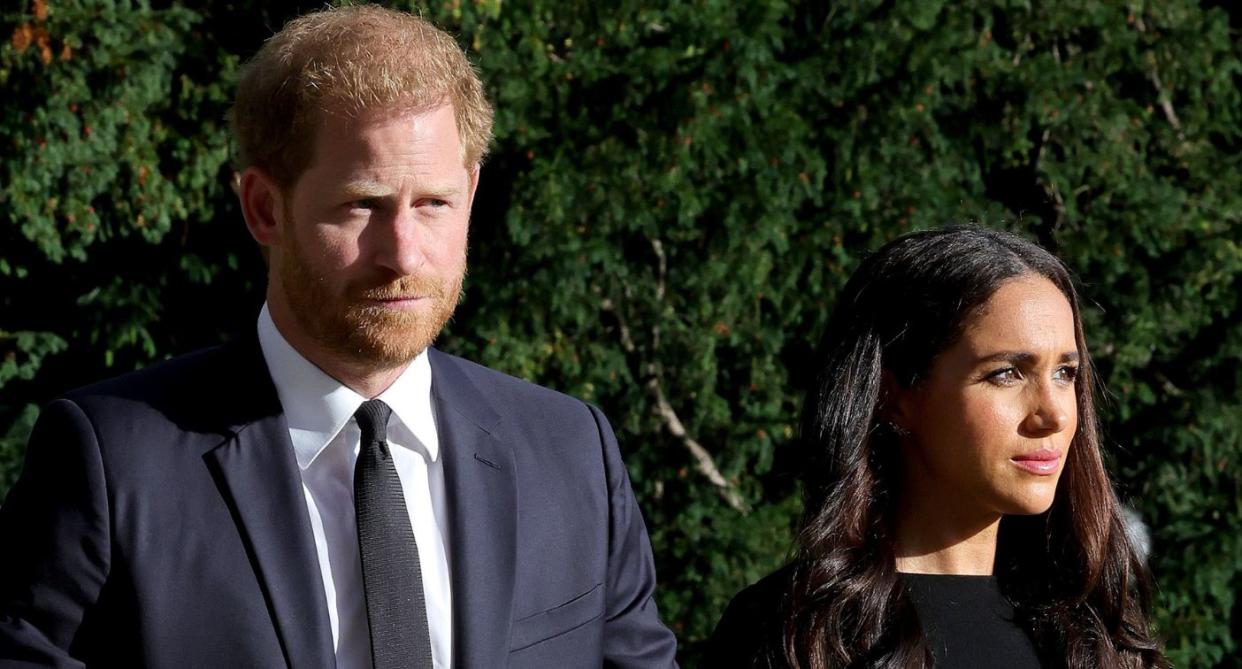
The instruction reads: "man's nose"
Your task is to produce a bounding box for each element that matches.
[372,208,424,276]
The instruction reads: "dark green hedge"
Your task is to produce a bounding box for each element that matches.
[2,1,1239,666]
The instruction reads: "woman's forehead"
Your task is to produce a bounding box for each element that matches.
[957,276,1077,356]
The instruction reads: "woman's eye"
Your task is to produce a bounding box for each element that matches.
[986,367,1021,385]
[1054,365,1079,383]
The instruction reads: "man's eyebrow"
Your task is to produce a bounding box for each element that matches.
[420,184,464,199]
[339,181,464,200]
[340,180,393,199]
[975,350,1080,365]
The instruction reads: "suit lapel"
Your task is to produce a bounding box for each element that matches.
[204,338,335,669]
[430,349,518,669]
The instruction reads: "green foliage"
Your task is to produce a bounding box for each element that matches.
[1,1,1239,666]
[0,331,66,386]
[0,404,38,493]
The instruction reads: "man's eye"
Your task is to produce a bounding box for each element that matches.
[422,198,449,208]
[351,198,379,210]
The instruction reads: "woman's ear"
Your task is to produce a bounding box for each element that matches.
[881,370,914,435]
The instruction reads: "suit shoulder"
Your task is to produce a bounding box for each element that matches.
[57,340,272,438]
[431,349,596,417]
[65,345,232,404]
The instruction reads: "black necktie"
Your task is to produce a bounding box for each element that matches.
[353,399,434,669]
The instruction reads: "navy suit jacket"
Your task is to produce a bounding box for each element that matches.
[0,337,678,668]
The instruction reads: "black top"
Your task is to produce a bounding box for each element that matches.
[702,567,1044,668]
[902,573,1042,669]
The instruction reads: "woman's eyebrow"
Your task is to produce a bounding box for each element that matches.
[974,350,1080,365]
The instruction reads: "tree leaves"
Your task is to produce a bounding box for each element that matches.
[1,1,1238,665]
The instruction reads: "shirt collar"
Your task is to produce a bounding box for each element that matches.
[256,303,439,470]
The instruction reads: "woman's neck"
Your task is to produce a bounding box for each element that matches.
[893,484,1002,576]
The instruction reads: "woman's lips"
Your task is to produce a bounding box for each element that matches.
[1011,449,1061,475]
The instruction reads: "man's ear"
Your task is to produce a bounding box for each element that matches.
[239,166,286,248]
[466,164,481,208]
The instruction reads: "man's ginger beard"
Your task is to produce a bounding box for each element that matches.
[277,219,464,369]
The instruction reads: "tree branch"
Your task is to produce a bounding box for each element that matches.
[1133,15,1186,142]
[601,281,750,513]
[1034,128,1067,233]
[647,375,750,513]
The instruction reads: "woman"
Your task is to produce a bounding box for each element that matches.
[705,227,1166,668]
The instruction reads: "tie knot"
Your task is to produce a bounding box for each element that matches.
[355,399,393,447]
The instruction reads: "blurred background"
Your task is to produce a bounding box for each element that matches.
[1,0,1239,665]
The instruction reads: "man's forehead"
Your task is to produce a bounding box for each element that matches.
[295,104,466,173]
[305,104,462,156]
[310,100,456,134]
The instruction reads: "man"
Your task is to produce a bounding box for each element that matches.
[0,6,678,668]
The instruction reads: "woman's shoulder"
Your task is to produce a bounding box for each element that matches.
[721,563,797,619]
[701,564,797,668]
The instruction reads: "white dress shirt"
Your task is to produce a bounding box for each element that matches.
[257,305,453,669]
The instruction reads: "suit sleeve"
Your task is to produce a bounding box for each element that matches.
[587,404,680,668]
[0,399,111,667]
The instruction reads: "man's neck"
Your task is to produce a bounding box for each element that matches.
[267,301,411,399]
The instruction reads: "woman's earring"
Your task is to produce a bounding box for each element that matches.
[887,420,910,438]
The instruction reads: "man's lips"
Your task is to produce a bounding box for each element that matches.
[1011,449,1061,475]
[363,295,428,311]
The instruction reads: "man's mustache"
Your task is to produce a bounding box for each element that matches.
[352,275,445,301]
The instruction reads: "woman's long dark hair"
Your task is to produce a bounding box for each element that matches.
[782,226,1166,668]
